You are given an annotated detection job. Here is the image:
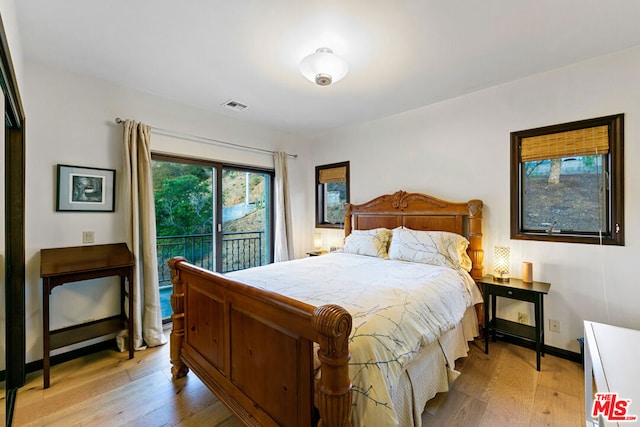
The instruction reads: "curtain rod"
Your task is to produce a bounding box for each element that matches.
[115,118,297,159]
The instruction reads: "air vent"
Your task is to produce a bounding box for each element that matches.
[221,99,248,112]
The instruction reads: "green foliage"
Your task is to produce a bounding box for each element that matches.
[153,161,213,236]
[152,162,209,190]
[152,161,270,236]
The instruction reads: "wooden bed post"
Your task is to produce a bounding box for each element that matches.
[467,200,485,327]
[312,304,353,427]
[467,199,484,281]
[169,257,189,379]
[344,203,353,237]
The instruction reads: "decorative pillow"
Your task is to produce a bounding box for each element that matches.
[340,228,393,258]
[387,227,472,271]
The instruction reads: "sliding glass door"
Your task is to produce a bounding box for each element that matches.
[220,167,272,272]
[152,155,273,320]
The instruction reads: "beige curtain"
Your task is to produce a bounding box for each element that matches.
[122,120,167,349]
[273,151,293,261]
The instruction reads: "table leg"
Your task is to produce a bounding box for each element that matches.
[491,294,497,342]
[484,288,490,354]
[535,294,541,371]
[540,294,545,357]
[43,279,51,389]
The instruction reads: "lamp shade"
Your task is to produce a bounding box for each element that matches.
[313,232,322,251]
[300,48,349,86]
[494,246,510,282]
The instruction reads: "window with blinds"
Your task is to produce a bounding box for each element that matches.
[510,114,624,245]
[315,161,350,228]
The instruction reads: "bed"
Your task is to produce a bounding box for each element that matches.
[169,190,484,426]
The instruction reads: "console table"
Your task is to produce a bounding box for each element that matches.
[40,243,135,388]
[480,275,550,371]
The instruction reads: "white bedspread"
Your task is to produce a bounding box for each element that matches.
[227,252,482,426]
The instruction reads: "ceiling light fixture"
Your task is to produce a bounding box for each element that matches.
[299,47,349,86]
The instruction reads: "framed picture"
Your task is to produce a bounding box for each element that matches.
[56,164,116,212]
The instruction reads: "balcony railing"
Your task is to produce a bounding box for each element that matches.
[221,231,264,273]
[156,232,264,287]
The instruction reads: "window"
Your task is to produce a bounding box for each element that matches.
[510,114,624,245]
[315,161,350,228]
[152,154,274,321]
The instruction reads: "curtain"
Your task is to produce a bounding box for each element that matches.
[273,151,293,261]
[122,120,167,350]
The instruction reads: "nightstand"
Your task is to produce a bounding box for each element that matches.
[480,275,551,371]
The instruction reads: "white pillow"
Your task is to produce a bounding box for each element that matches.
[387,227,472,271]
[340,228,392,258]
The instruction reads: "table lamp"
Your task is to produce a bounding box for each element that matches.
[494,246,510,282]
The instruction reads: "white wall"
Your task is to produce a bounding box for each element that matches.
[0,0,23,85]
[309,46,640,353]
[20,61,312,365]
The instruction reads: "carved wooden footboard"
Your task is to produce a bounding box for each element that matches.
[169,257,352,427]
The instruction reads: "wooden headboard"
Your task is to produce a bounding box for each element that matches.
[345,190,484,280]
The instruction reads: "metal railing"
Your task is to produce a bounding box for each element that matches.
[156,232,264,287]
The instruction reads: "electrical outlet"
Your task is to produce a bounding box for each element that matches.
[517,312,529,324]
[549,319,560,333]
[82,231,95,244]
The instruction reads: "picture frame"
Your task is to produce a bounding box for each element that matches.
[56,164,116,212]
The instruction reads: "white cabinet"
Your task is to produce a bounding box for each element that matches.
[584,321,640,426]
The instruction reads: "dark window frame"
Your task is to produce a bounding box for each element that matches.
[315,161,350,229]
[510,114,624,245]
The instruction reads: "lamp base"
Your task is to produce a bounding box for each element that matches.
[495,275,510,283]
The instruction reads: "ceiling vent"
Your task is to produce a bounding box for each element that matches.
[221,99,248,112]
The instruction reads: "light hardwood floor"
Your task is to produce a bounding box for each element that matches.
[1,334,584,426]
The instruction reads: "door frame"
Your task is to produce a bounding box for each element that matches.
[1,12,27,425]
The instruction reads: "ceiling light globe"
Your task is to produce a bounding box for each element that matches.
[299,48,349,86]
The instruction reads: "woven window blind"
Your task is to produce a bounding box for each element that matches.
[318,166,347,183]
[520,125,609,162]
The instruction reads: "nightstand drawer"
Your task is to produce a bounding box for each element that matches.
[488,283,537,302]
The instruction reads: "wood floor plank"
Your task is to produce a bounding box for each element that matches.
[125,380,219,426]
[175,399,243,427]
[451,340,505,402]
[20,371,168,427]
[537,351,584,400]
[530,385,585,427]
[73,372,181,426]
[3,333,585,426]
[422,388,487,426]
[477,344,538,426]
[13,369,135,425]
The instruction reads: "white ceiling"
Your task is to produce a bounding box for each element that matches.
[15,1,640,136]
